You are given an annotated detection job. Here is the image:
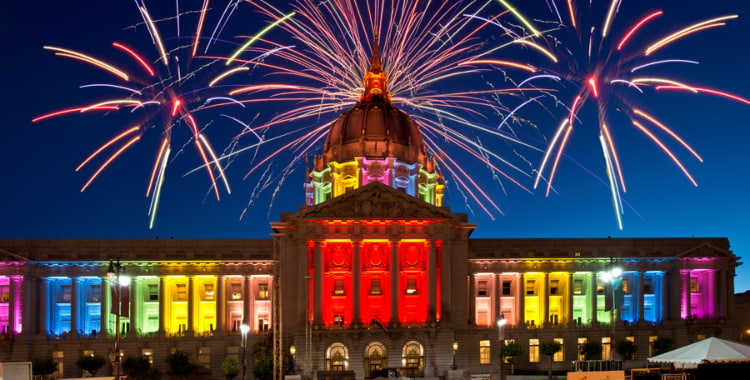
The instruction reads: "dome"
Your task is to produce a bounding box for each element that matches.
[321,96,427,165]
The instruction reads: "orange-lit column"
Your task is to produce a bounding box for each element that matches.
[217,275,225,333]
[352,241,362,325]
[244,276,252,326]
[314,242,323,324]
[389,240,399,325]
[427,241,436,323]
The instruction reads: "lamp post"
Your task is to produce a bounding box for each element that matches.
[240,324,250,380]
[497,313,506,380]
[107,258,128,380]
[601,262,622,359]
[451,341,458,370]
[290,345,297,375]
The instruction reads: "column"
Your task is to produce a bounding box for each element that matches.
[9,276,19,334]
[567,273,575,328]
[495,273,502,321]
[389,240,399,325]
[244,276,252,327]
[427,241,437,323]
[542,273,549,327]
[131,278,139,336]
[352,241,362,325]
[314,242,323,324]
[680,270,690,320]
[637,271,645,325]
[468,274,476,325]
[71,277,79,336]
[23,276,34,336]
[216,275,225,333]
[591,272,598,325]
[40,278,49,335]
[158,277,167,335]
[518,273,525,329]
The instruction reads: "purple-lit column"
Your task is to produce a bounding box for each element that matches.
[10,276,22,334]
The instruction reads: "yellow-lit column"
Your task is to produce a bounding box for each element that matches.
[352,241,361,325]
[567,272,574,328]
[159,277,167,335]
[542,272,549,328]
[389,240,399,326]
[217,275,225,334]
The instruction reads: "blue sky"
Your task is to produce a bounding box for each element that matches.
[2,0,749,292]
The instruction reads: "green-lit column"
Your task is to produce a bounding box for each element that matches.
[131,277,139,336]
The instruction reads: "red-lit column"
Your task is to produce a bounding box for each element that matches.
[352,241,362,325]
[314,242,323,324]
[389,240,399,326]
[427,241,437,323]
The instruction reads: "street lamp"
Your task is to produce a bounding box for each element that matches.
[497,314,507,380]
[290,345,297,374]
[451,341,458,370]
[107,258,128,380]
[240,324,250,380]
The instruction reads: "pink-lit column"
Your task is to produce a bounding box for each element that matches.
[680,270,690,319]
[245,275,252,327]
[9,276,21,334]
[389,240,399,326]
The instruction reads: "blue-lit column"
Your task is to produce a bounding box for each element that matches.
[637,271,645,325]
[71,277,80,337]
[40,278,49,336]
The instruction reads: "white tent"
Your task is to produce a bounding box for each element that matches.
[647,337,750,367]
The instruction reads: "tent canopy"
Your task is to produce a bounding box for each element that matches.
[647,337,750,367]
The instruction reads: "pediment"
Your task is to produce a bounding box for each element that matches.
[676,243,735,259]
[288,181,466,221]
[0,248,30,262]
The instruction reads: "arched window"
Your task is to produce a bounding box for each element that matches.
[364,342,387,378]
[401,341,424,377]
[326,343,349,371]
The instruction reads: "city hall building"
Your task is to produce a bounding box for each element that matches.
[0,43,741,379]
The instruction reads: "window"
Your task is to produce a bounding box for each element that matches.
[622,279,630,295]
[529,339,540,363]
[333,280,345,296]
[89,284,102,302]
[148,284,159,301]
[175,284,187,301]
[553,338,564,362]
[203,283,215,300]
[231,282,242,300]
[370,279,381,295]
[258,283,269,299]
[649,336,658,357]
[61,285,72,302]
[550,280,559,295]
[690,277,700,293]
[406,279,418,295]
[142,349,154,365]
[526,280,536,296]
[577,338,587,360]
[574,278,584,295]
[479,340,491,364]
[478,281,488,296]
[602,337,612,360]
[644,279,653,294]
[333,315,345,325]
[502,280,511,296]
[626,336,637,360]
[0,286,8,302]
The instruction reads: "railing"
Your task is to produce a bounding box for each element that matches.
[570,360,623,372]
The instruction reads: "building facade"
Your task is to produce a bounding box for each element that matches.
[0,41,741,379]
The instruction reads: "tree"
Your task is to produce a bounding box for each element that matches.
[166,349,197,380]
[580,341,603,360]
[501,341,525,375]
[615,340,638,361]
[651,337,676,356]
[76,354,107,377]
[123,356,161,380]
[222,357,241,380]
[32,356,58,376]
[540,341,563,380]
[252,334,274,380]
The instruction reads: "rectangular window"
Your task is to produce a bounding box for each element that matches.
[478,281,488,296]
[526,280,536,296]
[142,349,154,365]
[89,284,102,302]
[529,339,540,363]
[626,336,637,360]
[577,338,587,361]
[258,283,270,299]
[622,279,631,295]
[0,286,9,302]
[550,280,559,295]
[649,336,658,357]
[690,277,700,293]
[61,285,72,302]
[203,283,215,301]
[333,280,345,296]
[148,284,159,301]
[644,279,653,294]
[602,337,612,360]
[479,340,491,364]
[574,278,584,295]
[502,280,511,296]
[406,279,418,295]
[553,338,564,362]
[231,282,242,300]
[370,279,381,295]
[175,284,187,301]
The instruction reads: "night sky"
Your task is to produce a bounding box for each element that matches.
[2,1,749,292]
